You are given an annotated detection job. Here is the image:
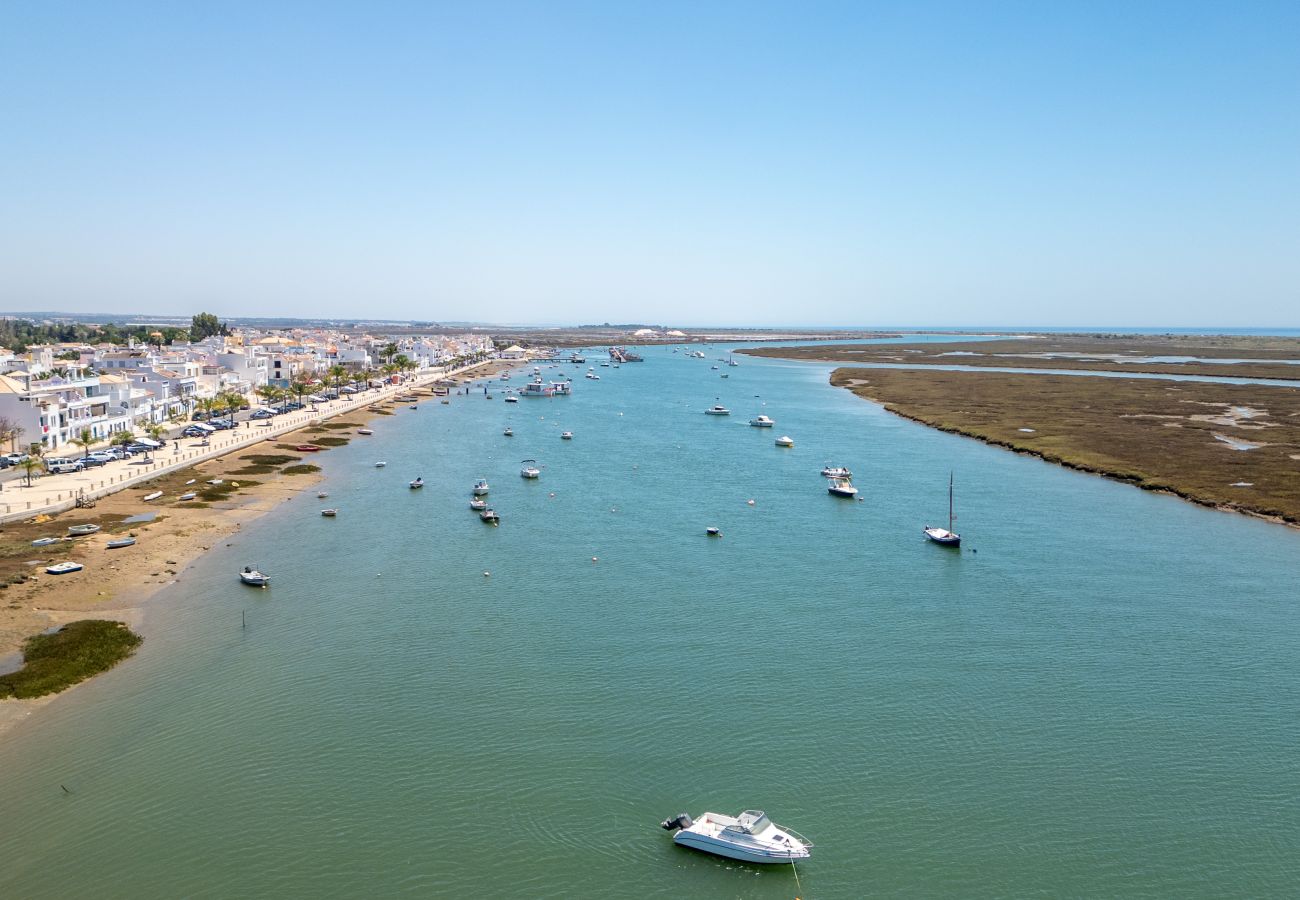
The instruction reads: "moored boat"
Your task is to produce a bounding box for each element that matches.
[409,477,425,489]
[358,428,374,435]
[472,479,490,495]
[504,427,514,436]
[775,435,795,447]
[106,537,136,549]
[321,508,338,517]
[67,524,101,536]
[924,472,962,547]
[239,567,270,587]
[661,810,811,864]
[31,537,61,547]
[178,492,197,501]
[560,431,573,440]
[375,461,387,468]
[143,491,163,502]
[479,508,500,524]
[520,459,541,479]
[750,414,775,427]
[469,497,488,510]
[820,465,852,478]
[828,477,859,497]
[705,404,730,416]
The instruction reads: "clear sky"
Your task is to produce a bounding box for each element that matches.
[2,1,1297,327]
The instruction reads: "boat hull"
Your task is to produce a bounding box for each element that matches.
[828,487,858,497]
[672,832,810,864]
[924,527,961,546]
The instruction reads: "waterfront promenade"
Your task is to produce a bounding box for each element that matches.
[0,361,491,524]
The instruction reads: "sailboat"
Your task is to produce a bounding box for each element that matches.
[924,473,961,546]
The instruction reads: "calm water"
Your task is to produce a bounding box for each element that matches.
[2,345,1298,898]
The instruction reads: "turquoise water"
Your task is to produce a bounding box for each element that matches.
[2,345,1299,898]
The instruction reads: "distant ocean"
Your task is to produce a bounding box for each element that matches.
[813,326,1300,337]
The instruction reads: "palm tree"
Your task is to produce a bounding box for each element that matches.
[256,384,281,410]
[111,430,136,453]
[146,423,167,460]
[328,364,347,398]
[195,396,217,421]
[20,456,41,487]
[71,426,95,463]
[222,391,244,421]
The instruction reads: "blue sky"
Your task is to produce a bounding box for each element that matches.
[2,1,1296,326]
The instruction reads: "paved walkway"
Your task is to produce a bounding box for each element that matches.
[0,362,491,524]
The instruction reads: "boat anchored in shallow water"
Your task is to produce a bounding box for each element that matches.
[750,414,775,427]
[46,561,84,575]
[705,404,730,416]
[924,472,962,547]
[820,465,852,478]
[472,479,490,496]
[520,459,540,479]
[828,477,859,497]
[775,435,795,447]
[409,477,425,489]
[239,567,270,587]
[661,810,812,864]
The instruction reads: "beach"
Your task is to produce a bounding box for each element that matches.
[0,358,515,736]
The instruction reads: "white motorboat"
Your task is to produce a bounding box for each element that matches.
[585,372,600,380]
[504,395,518,403]
[318,491,329,498]
[749,414,775,427]
[31,537,62,547]
[67,524,102,536]
[469,497,488,511]
[410,477,425,489]
[321,508,338,517]
[706,526,722,537]
[661,810,812,865]
[520,459,541,479]
[775,435,795,447]
[560,431,573,440]
[375,461,387,468]
[178,492,197,501]
[504,427,514,436]
[479,508,500,525]
[45,561,84,575]
[472,479,490,496]
[704,404,730,416]
[239,567,270,587]
[143,491,164,502]
[924,472,962,547]
[827,477,859,497]
[106,537,136,549]
[358,428,374,435]
[820,465,852,479]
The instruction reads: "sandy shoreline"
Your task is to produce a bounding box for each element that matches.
[0,359,516,738]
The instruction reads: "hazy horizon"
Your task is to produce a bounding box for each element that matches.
[2,2,1297,327]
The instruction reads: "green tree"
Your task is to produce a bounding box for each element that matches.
[189,312,228,341]
[71,427,95,462]
[20,456,41,487]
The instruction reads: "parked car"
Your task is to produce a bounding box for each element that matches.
[125,442,156,454]
[250,409,276,420]
[45,457,84,474]
[4,453,30,466]
[340,386,358,394]
[79,455,109,467]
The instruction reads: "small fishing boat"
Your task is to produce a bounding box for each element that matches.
[296,445,321,452]
[318,491,329,499]
[704,404,730,416]
[410,404,419,410]
[750,414,775,427]
[469,498,488,511]
[409,477,425,489]
[479,508,500,525]
[520,459,541,479]
[661,810,812,864]
[358,428,374,435]
[775,435,795,447]
[184,479,197,486]
[828,477,859,498]
[375,461,387,468]
[820,465,852,479]
[239,567,270,587]
[560,431,574,440]
[106,537,136,549]
[31,537,62,547]
[208,479,223,485]
[472,479,490,496]
[924,472,962,547]
[504,395,518,403]
[706,527,722,537]
[321,508,338,517]
[67,524,101,536]
[440,399,449,405]
[45,562,84,575]
[503,427,514,437]
[178,492,197,501]
[143,491,164,502]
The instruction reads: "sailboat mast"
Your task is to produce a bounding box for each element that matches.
[948,471,954,532]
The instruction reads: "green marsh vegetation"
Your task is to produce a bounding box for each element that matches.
[0,620,142,698]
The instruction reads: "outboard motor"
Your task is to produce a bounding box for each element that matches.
[660,813,693,832]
